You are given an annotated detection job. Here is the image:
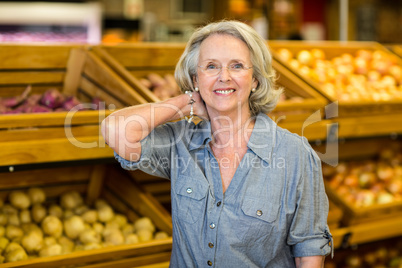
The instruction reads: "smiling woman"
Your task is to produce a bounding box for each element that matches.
[101,20,333,268]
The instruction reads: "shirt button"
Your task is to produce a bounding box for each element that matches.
[256,210,263,216]
[217,201,221,207]
[209,223,216,229]
[186,187,193,194]
[207,260,213,266]
[208,242,214,248]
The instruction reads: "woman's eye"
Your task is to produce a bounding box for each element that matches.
[206,64,218,70]
[231,63,244,69]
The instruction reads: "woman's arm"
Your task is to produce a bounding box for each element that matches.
[101,92,206,161]
[295,256,325,268]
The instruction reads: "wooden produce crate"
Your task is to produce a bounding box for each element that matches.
[0,163,172,267]
[315,137,402,226]
[387,44,402,58]
[0,44,148,166]
[328,200,343,230]
[92,43,329,141]
[268,41,402,117]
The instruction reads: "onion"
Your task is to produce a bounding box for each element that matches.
[40,89,64,109]
[63,96,84,111]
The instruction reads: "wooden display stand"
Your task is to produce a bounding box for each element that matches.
[0,44,148,165]
[315,137,402,226]
[268,41,402,116]
[0,163,172,267]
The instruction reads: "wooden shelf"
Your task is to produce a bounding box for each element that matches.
[332,215,402,249]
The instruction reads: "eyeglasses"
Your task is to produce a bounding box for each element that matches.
[198,63,253,77]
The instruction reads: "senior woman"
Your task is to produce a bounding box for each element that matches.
[101,20,332,268]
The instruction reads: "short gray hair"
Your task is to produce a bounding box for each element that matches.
[175,20,283,116]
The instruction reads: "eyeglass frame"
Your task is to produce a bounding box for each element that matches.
[197,63,253,77]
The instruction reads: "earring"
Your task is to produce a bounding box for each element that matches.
[194,87,199,92]
[251,88,256,92]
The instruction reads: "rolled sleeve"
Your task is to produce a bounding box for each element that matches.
[288,143,333,258]
[114,122,185,179]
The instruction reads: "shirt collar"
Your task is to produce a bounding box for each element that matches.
[188,120,212,151]
[247,113,277,162]
[188,113,277,162]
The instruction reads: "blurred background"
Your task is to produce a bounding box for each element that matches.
[0,0,400,44]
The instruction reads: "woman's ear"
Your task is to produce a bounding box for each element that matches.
[252,78,258,90]
[192,76,198,89]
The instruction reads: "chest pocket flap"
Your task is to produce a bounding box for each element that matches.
[176,175,209,200]
[241,197,279,223]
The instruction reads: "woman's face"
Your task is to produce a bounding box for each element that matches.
[194,34,258,118]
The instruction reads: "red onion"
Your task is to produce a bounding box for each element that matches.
[40,89,65,109]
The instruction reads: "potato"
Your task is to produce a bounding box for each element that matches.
[41,216,63,238]
[97,205,114,223]
[58,236,74,254]
[64,216,85,239]
[125,233,139,244]
[19,209,31,224]
[31,204,47,223]
[82,210,98,224]
[28,188,46,204]
[21,223,42,234]
[43,236,57,247]
[83,243,102,251]
[0,237,10,254]
[79,229,100,244]
[154,231,169,240]
[5,248,28,262]
[0,226,5,237]
[39,244,62,257]
[48,204,63,218]
[8,214,20,226]
[104,229,124,246]
[9,191,30,210]
[122,224,134,236]
[92,222,104,235]
[2,204,18,215]
[21,230,43,253]
[94,199,109,209]
[74,205,89,215]
[5,225,23,240]
[60,191,83,210]
[63,209,74,220]
[0,212,7,225]
[134,217,155,233]
[5,242,23,254]
[136,229,153,242]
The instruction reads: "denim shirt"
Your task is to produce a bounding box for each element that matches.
[115,113,333,268]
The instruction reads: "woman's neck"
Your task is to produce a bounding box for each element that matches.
[209,109,256,149]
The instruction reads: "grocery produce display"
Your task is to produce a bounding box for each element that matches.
[138,73,181,101]
[0,86,104,114]
[275,46,402,102]
[323,146,402,208]
[325,237,402,268]
[0,187,169,264]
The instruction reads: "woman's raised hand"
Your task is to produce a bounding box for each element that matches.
[192,92,209,121]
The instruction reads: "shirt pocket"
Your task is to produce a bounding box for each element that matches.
[175,175,209,224]
[236,197,280,241]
